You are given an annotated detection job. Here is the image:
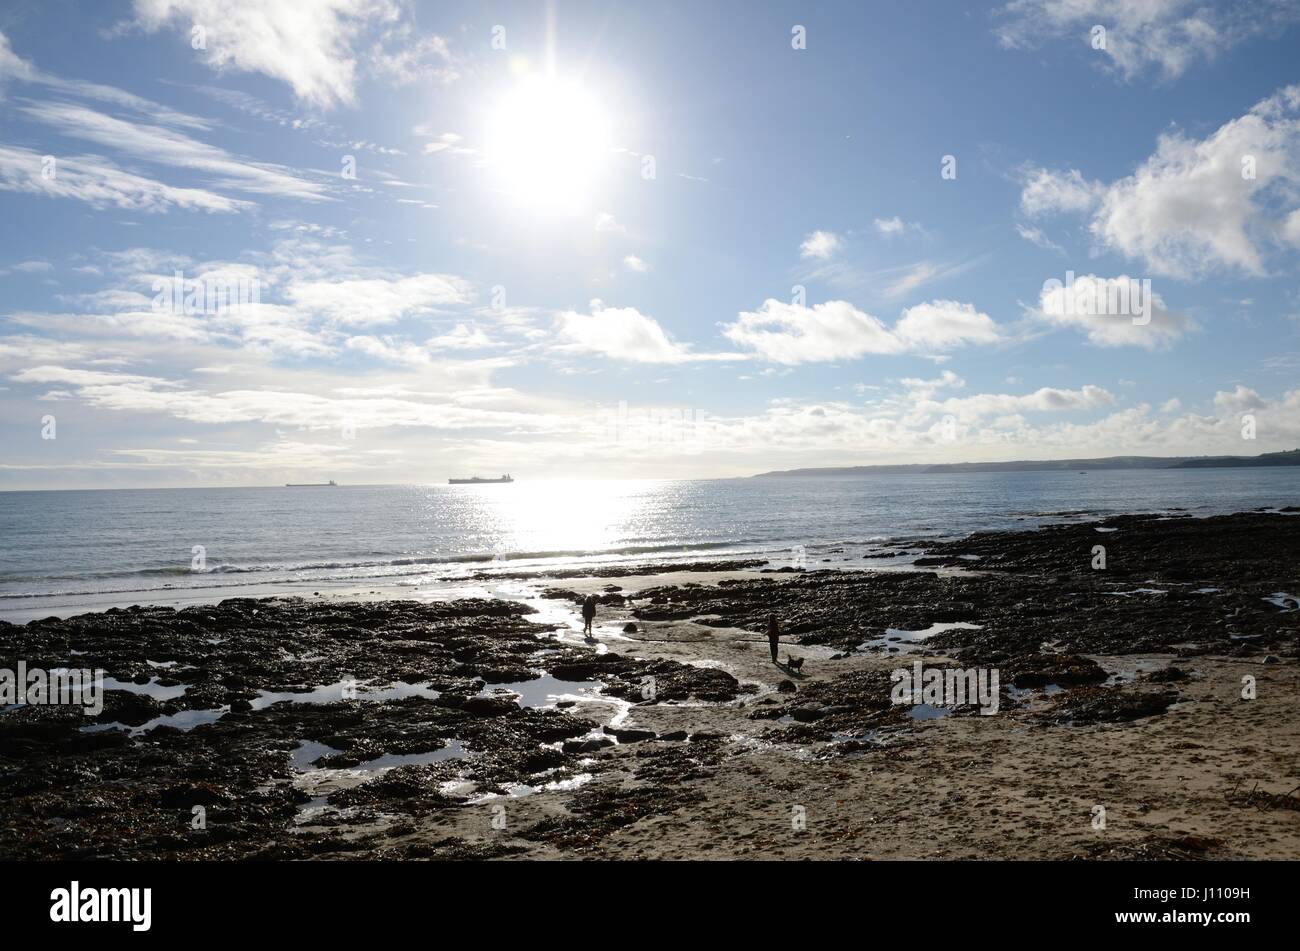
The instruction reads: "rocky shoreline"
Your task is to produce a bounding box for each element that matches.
[1,511,1297,860]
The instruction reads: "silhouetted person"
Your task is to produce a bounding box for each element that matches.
[581,595,597,636]
[767,613,780,664]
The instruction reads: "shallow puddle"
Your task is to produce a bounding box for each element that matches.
[102,676,189,701]
[291,737,468,821]
[862,621,982,653]
[480,674,601,708]
[83,706,229,735]
[80,678,443,736]
[1264,592,1298,611]
[251,679,440,710]
[291,738,468,773]
[1008,683,1062,701]
[907,703,951,720]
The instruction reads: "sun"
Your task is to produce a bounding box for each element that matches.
[484,75,612,216]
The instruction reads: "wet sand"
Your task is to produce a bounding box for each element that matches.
[1,511,1296,860]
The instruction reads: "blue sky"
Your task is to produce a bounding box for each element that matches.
[1,0,1298,488]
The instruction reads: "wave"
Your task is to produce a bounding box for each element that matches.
[0,538,785,601]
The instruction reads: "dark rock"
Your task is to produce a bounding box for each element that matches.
[1050,686,1178,725]
[1143,666,1190,683]
[789,705,827,722]
[460,696,519,717]
[1005,654,1108,688]
[561,737,615,754]
[603,725,656,743]
[160,783,227,808]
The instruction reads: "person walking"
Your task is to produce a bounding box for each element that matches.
[767,613,781,664]
[581,594,597,636]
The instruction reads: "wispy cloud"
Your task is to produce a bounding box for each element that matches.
[0,28,212,129]
[21,100,330,202]
[0,144,251,213]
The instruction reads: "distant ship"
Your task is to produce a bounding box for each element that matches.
[448,474,513,485]
[285,480,338,487]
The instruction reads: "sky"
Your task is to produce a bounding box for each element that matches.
[1,0,1299,489]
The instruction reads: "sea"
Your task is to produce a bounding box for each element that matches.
[1,467,1296,622]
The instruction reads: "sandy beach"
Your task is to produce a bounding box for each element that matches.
[2,510,1296,860]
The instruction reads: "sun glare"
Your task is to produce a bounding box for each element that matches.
[484,75,612,215]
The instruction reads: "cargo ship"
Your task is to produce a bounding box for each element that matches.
[448,474,513,485]
[285,480,338,487]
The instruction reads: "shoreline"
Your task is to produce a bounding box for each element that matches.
[6,499,1297,625]
[1,510,1297,860]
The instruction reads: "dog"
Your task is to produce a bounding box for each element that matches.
[784,655,805,672]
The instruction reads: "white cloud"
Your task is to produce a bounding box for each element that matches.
[1214,385,1268,413]
[623,254,649,272]
[1018,87,1300,278]
[899,370,965,399]
[0,30,36,81]
[996,0,1300,81]
[345,335,432,366]
[554,302,736,364]
[1034,273,1192,349]
[594,212,625,233]
[429,323,493,350]
[1019,167,1101,217]
[1,241,489,368]
[724,299,901,364]
[799,230,841,260]
[874,216,921,236]
[9,260,53,273]
[131,0,400,109]
[913,385,1118,429]
[895,300,1002,349]
[287,273,472,327]
[418,131,474,156]
[7,363,556,435]
[722,298,1002,365]
[1284,208,1300,247]
[367,25,457,87]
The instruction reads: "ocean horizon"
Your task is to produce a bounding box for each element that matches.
[3,466,1296,621]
